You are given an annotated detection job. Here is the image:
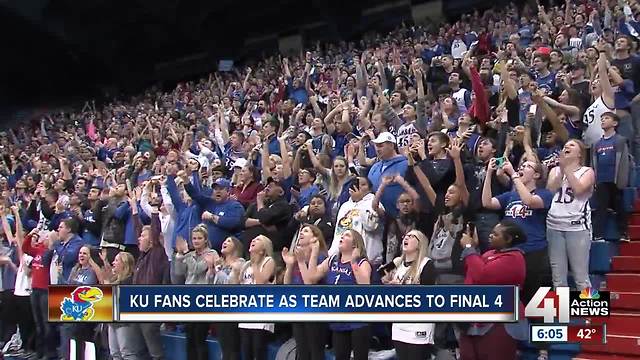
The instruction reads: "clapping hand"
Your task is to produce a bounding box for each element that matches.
[281,247,296,266]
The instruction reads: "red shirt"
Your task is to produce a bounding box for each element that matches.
[232,181,263,208]
[464,248,526,315]
[22,234,50,289]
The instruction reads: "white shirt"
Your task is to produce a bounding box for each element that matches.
[329,193,384,264]
[238,258,275,332]
[391,257,435,344]
[396,122,418,148]
[14,254,33,297]
[547,166,593,232]
[583,96,615,147]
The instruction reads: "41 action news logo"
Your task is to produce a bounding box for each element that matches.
[524,287,610,323]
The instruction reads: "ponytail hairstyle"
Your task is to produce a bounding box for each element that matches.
[192,224,209,239]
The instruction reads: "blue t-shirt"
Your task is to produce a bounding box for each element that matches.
[614,79,635,110]
[325,255,368,331]
[496,188,553,253]
[536,72,556,94]
[595,136,616,183]
[299,184,319,208]
[368,156,408,217]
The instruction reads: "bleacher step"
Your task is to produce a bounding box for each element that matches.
[607,274,640,292]
[574,353,640,360]
[604,312,640,337]
[611,256,640,272]
[629,225,640,240]
[619,242,640,257]
[581,334,640,356]
[610,291,640,311]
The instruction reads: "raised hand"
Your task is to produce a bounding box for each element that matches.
[176,238,189,254]
[447,138,464,160]
[281,247,296,266]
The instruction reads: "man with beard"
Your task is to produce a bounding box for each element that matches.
[251,100,269,123]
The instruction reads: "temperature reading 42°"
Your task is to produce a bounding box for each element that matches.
[577,328,596,340]
[567,324,606,344]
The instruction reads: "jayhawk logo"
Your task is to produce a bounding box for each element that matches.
[60,286,104,321]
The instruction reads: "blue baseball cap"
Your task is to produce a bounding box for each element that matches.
[213,178,231,189]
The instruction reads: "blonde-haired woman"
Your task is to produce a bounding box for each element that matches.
[282,225,329,360]
[382,230,436,359]
[174,224,220,360]
[100,251,141,360]
[306,229,372,360]
[210,237,246,360]
[307,147,354,219]
[238,235,275,360]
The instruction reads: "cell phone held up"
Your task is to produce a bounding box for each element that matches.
[377,261,397,277]
[493,157,507,168]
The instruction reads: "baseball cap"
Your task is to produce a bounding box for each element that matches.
[371,132,397,144]
[213,178,231,189]
[232,158,248,169]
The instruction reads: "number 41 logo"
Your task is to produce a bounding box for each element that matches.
[524,287,570,323]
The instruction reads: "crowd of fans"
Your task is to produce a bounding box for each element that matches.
[1,0,640,359]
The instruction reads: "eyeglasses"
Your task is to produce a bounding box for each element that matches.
[518,163,535,171]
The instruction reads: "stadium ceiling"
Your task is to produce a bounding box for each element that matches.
[0,0,403,112]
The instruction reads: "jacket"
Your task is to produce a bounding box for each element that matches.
[591,133,632,189]
[53,234,85,284]
[184,178,245,252]
[166,173,204,249]
[173,249,219,285]
[461,246,527,337]
[133,213,170,285]
[80,205,102,247]
[98,198,127,245]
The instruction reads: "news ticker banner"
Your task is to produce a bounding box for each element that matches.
[49,285,518,323]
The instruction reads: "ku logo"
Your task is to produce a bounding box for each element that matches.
[60,286,104,321]
[505,203,533,219]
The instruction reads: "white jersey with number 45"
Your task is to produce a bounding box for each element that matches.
[582,96,615,147]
